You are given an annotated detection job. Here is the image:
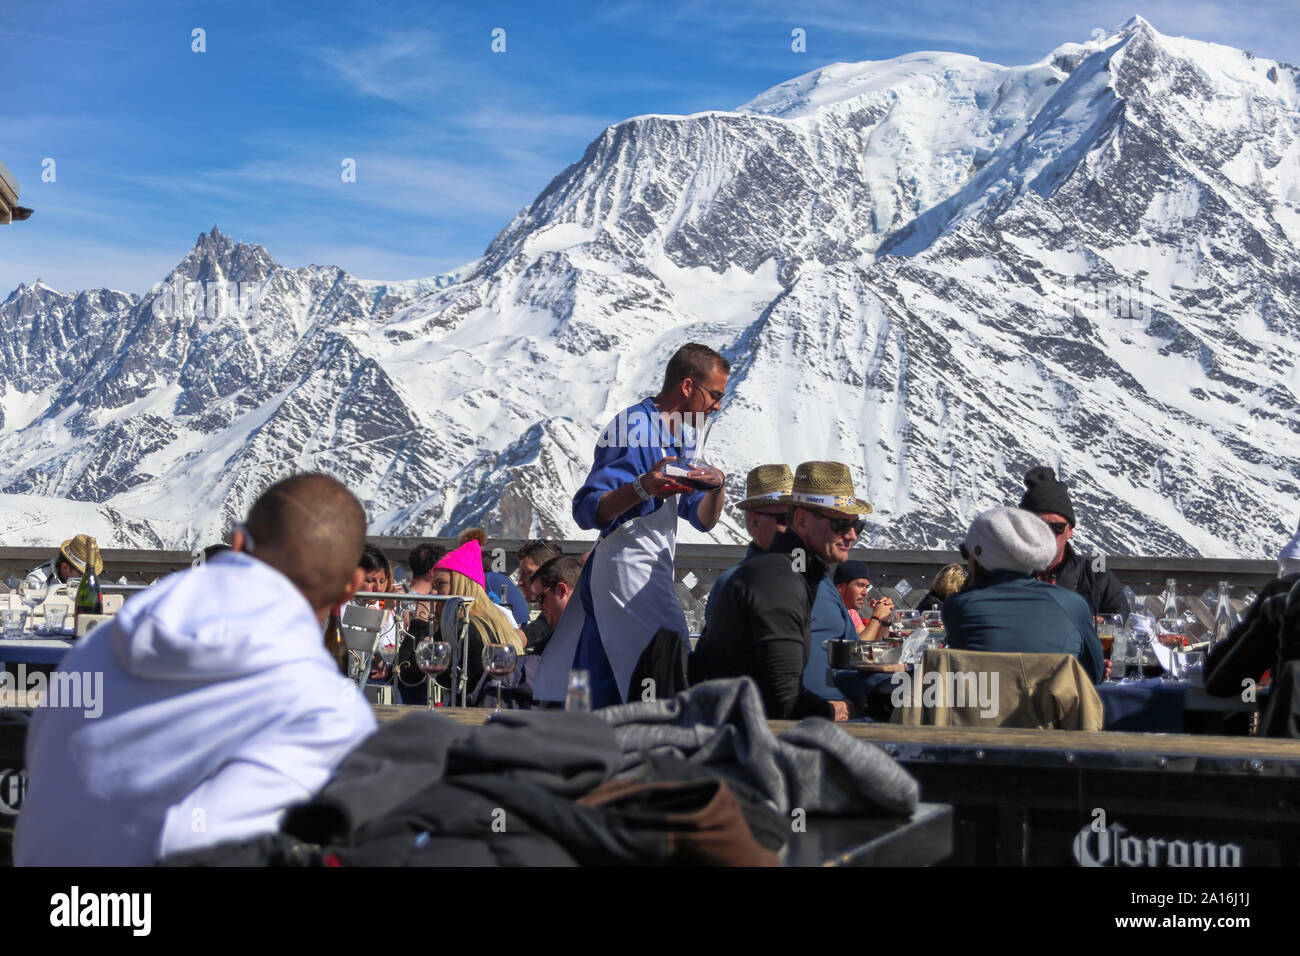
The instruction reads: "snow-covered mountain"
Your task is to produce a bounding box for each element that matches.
[2,16,1298,557]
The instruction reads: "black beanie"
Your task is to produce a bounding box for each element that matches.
[1019,466,1076,526]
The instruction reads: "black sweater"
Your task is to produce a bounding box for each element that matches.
[689,528,833,720]
[1036,544,1130,617]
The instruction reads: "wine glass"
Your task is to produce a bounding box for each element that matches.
[894,609,922,638]
[482,643,518,713]
[1154,617,1187,681]
[20,580,47,632]
[415,639,452,709]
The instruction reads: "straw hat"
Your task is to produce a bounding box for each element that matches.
[788,461,873,515]
[60,533,104,575]
[736,464,794,511]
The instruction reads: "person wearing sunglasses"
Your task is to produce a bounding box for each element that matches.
[533,343,729,709]
[691,461,873,722]
[1019,465,1129,618]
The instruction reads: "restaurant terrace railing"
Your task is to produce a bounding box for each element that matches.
[0,541,1279,641]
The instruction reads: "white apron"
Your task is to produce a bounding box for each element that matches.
[534,494,688,703]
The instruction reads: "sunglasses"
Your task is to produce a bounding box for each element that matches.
[694,382,725,405]
[1043,521,1069,536]
[819,513,865,536]
[533,584,553,607]
[959,543,970,560]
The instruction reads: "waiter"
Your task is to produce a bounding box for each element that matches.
[535,343,728,707]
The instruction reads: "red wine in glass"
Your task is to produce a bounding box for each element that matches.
[663,462,721,491]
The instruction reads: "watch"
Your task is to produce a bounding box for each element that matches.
[632,474,653,501]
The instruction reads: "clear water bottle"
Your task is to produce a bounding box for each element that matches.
[565,669,591,712]
[1211,580,1233,646]
[1162,577,1178,620]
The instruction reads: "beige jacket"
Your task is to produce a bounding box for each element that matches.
[892,648,1104,731]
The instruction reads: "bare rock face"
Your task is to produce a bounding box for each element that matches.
[1,20,1297,556]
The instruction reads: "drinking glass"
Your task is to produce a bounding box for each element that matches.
[565,670,592,712]
[415,639,452,709]
[1121,613,1154,682]
[1171,647,1205,682]
[45,604,68,635]
[1156,617,1187,649]
[893,609,922,638]
[664,415,720,491]
[20,580,47,615]
[375,614,400,667]
[1096,614,1123,667]
[482,643,518,713]
[2,610,28,640]
[1151,617,1187,680]
[920,610,943,633]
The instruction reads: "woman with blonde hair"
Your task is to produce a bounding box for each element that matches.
[916,563,969,613]
[395,538,524,706]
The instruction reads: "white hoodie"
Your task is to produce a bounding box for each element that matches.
[15,551,376,866]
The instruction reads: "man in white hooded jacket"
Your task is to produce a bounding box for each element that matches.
[16,473,376,866]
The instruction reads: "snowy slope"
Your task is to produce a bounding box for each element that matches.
[1,16,1297,556]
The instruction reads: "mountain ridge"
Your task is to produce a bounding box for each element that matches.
[2,17,1297,557]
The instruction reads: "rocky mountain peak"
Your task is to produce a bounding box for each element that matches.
[0,21,1296,557]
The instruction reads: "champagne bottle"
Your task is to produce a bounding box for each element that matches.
[74,538,104,627]
[323,608,348,675]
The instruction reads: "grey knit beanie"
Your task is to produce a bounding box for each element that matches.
[964,507,1058,575]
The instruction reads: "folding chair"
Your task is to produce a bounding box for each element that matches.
[340,604,390,705]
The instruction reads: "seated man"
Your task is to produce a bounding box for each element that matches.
[690,461,873,721]
[24,533,100,590]
[516,538,564,652]
[15,473,376,866]
[943,507,1104,684]
[1018,466,1129,617]
[702,464,858,701]
[405,542,447,625]
[834,559,892,640]
[534,555,582,631]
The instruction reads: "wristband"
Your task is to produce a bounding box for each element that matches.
[632,474,652,501]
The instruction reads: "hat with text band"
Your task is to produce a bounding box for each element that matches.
[788,461,873,516]
[736,464,794,511]
[60,533,104,576]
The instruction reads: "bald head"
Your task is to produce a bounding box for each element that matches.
[243,473,367,612]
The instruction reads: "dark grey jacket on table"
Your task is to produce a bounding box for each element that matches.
[689,528,835,720]
[160,679,918,866]
[599,676,918,816]
[1036,544,1130,617]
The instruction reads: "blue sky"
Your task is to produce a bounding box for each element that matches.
[3,0,1297,295]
